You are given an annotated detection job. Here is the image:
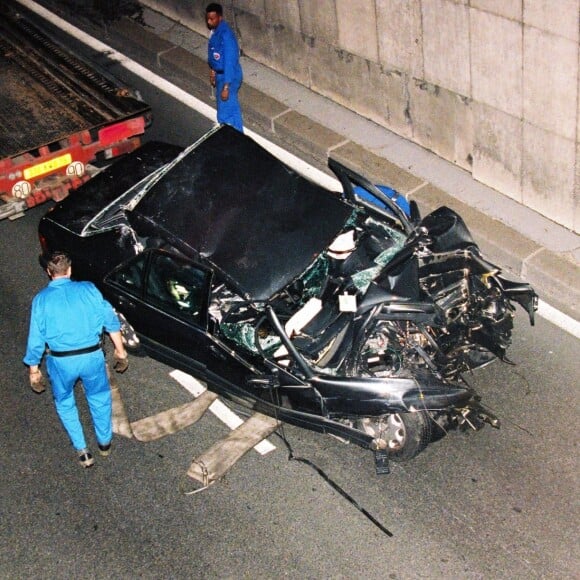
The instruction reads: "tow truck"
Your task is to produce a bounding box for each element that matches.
[0,0,151,221]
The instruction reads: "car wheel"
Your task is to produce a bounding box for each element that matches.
[357,411,432,461]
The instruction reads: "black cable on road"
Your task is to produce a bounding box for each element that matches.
[274,427,394,538]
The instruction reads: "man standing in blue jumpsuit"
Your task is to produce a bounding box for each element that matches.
[24,251,128,468]
[206,3,244,132]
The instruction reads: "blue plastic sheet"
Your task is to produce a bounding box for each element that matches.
[353,185,411,216]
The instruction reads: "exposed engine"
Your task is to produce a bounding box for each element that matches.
[209,204,536,460]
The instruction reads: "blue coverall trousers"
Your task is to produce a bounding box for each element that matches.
[215,75,243,132]
[46,350,112,451]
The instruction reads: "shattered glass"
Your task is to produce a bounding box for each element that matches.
[220,322,281,355]
[351,219,406,291]
[351,246,402,290]
[299,252,330,301]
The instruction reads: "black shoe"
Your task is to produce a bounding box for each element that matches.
[78,449,95,468]
[98,442,112,457]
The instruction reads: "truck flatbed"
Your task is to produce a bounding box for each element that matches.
[0,0,151,219]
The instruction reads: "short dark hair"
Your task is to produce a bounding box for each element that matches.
[206,3,223,15]
[46,251,71,277]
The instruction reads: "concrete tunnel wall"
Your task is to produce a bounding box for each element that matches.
[141,0,580,234]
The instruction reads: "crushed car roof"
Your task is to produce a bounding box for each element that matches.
[132,126,353,300]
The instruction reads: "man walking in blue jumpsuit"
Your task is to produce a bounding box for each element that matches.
[206,3,244,132]
[24,251,128,468]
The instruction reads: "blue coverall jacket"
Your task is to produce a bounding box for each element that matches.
[208,19,244,131]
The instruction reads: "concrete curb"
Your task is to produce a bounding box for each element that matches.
[36,1,580,324]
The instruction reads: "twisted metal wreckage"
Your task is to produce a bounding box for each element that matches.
[38,125,538,481]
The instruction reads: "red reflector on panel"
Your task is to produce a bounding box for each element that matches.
[98,117,146,145]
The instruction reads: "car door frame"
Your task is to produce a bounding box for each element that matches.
[102,248,261,390]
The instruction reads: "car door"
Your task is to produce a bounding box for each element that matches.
[103,249,251,387]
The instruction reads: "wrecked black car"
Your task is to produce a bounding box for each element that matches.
[38,125,538,462]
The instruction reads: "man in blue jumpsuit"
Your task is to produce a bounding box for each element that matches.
[206,3,244,132]
[24,251,128,468]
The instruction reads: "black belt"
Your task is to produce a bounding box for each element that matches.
[50,344,101,357]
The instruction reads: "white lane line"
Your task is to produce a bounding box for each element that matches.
[19,0,341,192]
[169,370,277,455]
[537,300,580,340]
[21,0,580,338]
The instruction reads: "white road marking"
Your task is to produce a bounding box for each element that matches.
[537,300,580,340]
[20,0,580,340]
[169,370,276,455]
[18,0,341,192]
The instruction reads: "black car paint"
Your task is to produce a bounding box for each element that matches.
[38,125,538,456]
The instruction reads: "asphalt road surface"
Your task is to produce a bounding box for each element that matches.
[1,13,579,580]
